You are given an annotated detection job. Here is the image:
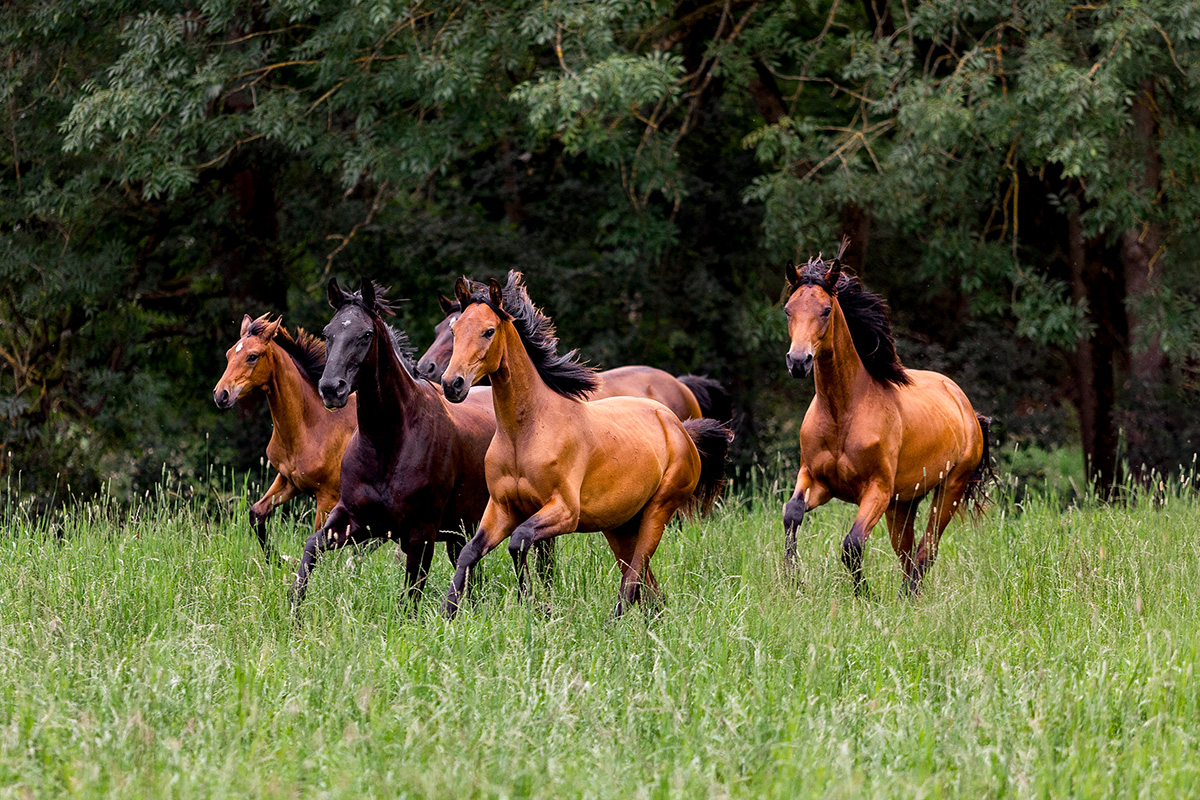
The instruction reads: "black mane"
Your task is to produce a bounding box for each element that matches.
[462,271,599,399]
[338,283,419,372]
[791,258,911,387]
[246,315,327,387]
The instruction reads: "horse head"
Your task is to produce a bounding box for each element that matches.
[319,277,388,409]
[783,238,849,379]
[214,313,283,408]
[440,277,506,403]
[414,292,460,382]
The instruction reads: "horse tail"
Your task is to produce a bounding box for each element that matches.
[682,417,734,516]
[962,414,995,514]
[677,374,733,423]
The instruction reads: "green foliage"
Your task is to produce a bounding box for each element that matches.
[3,0,1200,502]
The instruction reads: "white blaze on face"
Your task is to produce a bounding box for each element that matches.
[235,340,244,353]
[342,319,352,327]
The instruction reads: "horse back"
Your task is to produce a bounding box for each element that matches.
[591,366,702,420]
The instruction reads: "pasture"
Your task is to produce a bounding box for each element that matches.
[1,476,1198,798]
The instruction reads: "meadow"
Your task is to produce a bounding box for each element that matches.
[1,472,1199,799]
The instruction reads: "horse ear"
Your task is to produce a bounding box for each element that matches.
[784,260,800,288]
[263,317,283,340]
[437,292,455,315]
[454,277,472,306]
[488,278,503,310]
[327,277,346,309]
[240,314,252,336]
[360,277,376,312]
[825,236,850,290]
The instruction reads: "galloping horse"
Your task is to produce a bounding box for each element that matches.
[288,278,497,614]
[415,293,731,422]
[213,314,355,560]
[439,271,731,618]
[781,241,990,596]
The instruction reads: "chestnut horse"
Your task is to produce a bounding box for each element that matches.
[288,278,497,615]
[213,314,355,560]
[415,293,731,422]
[782,241,990,596]
[440,271,731,618]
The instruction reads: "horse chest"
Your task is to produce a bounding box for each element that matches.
[803,425,883,495]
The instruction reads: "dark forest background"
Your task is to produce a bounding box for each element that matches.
[3,0,1200,506]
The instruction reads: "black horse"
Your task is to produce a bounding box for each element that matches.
[288,277,498,616]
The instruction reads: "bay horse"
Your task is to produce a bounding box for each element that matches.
[415,292,731,422]
[287,278,497,615]
[782,240,991,596]
[213,314,355,560]
[439,271,731,618]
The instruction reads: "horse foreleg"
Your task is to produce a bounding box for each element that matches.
[783,468,830,572]
[289,505,358,620]
[532,539,556,590]
[508,498,577,604]
[250,473,299,562]
[444,502,518,620]
[905,479,968,596]
[844,484,890,598]
[403,535,437,614]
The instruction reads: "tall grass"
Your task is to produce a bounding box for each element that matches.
[1,473,1199,798]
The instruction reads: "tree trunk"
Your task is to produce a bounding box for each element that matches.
[1068,209,1120,496]
[1121,78,1166,385]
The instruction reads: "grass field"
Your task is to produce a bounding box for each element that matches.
[1,475,1199,798]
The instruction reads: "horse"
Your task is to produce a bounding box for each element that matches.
[781,240,991,596]
[287,278,498,615]
[415,292,731,422]
[213,314,355,560]
[439,271,732,618]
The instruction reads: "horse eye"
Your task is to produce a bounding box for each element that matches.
[821,307,832,317]
[247,353,259,363]
[483,328,495,339]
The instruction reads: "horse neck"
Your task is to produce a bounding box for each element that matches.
[813,300,869,417]
[489,324,565,436]
[263,342,322,447]
[356,317,426,439]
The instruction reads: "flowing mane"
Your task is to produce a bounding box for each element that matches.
[791,258,911,387]
[334,282,419,373]
[462,271,599,399]
[246,314,327,387]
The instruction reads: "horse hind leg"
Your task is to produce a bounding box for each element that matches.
[613,497,679,617]
[884,499,920,596]
[905,478,968,596]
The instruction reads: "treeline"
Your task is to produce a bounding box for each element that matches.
[2,1,1199,504]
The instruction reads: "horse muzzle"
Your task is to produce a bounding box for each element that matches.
[414,358,440,381]
[213,386,239,409]
[441,374,469,403]
[786,351,814,379]
[319,378,351,409]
